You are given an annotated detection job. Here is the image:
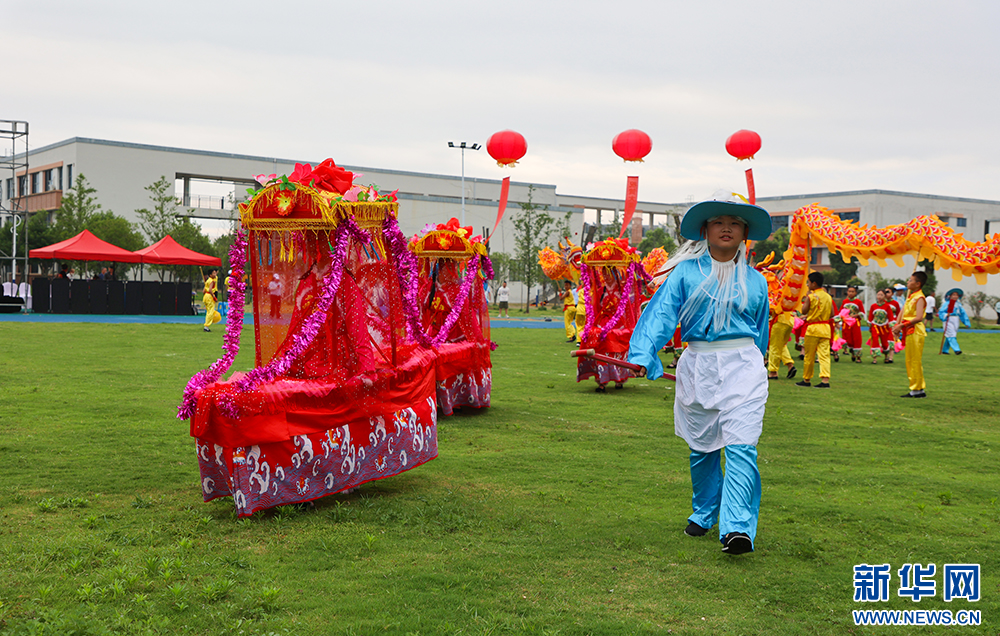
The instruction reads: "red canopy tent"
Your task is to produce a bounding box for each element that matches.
[28,230,142,263]
[133,235,221,266]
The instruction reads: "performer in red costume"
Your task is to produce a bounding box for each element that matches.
[866,289,896,364]
[839,285,865,363]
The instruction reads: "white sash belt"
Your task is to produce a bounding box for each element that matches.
[686,337,754,352]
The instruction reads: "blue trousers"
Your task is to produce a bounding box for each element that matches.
[689,444,761,548]
[942,336,961,353]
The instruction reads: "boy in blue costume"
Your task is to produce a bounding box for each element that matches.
[628,194,770,556]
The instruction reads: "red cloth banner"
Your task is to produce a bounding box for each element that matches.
[618,176,639,239]
[486,177,511,244]
[745,168,756,205]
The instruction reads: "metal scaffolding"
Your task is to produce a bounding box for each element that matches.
[0,120,29,310]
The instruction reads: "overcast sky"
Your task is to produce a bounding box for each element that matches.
[6,0,1000,204]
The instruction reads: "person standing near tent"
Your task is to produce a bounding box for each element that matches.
[203,269,221,332]
[892,271,927,398]
[628,194,770,556]
[938,288,970,355]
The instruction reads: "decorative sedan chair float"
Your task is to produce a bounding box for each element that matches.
[576,238,652,391]
[409,219,494,415]
[179,166,444,516]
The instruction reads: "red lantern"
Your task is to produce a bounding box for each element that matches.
[612,129,652,162]
[486,130,527,167]
[725,129,761,160]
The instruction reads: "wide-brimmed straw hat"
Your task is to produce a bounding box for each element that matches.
[679,192,772,241]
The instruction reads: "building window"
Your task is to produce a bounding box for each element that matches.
[18,175,27,197]
[770,215,789,234]
[44,169,54,192]
[67,164,74,187]
[810,248,824,265]
[839,211,860,223]
[30,172,39,194]
[56,167,63,190]
[956,217,967,227]
[4,178,11,200]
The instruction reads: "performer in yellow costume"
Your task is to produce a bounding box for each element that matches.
[893,271,927,398]
[203,269,221,332]
[561,281,577,342]
[796,272,832,388]
[766,311,797,380]
[574,284,587,345]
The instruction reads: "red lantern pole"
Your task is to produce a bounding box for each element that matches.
[612,130,652,243]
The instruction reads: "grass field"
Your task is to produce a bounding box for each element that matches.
[0,323,997,635]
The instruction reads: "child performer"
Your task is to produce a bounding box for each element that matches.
[839,285,865,362]
[628,195,771,556]
[796,272,833,388]
[867,289,895,363]
[882,287,901,362]
[938,288,970,355]
[561,280,578,343]
[892,272,927,397]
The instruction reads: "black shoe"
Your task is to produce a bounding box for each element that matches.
[768,375,778,380]
[815,382,830,388]
[786,366,797,379]
[614,382,624,389]
[956,351,962,355]
[203,327,211,332]
[797,354,804,360]
[884,359,894,364]
[913,391,927,398]
[721,532,753,555]
[900,391,926,398]
[684,522,709,537]
[796,380,811,387]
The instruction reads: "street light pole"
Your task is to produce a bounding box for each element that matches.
[448,141,480,226]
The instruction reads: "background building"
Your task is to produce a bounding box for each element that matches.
[4,137,999,318]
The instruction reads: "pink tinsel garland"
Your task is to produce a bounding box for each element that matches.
[383,217,435,348]
[219,222,352,415]
[431,254,481,347]
[580,261,649,344]
[595,262,637,343]
[579,264,594,342]
[177,230,249,419]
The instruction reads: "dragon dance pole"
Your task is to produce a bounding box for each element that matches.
[571,349,676,381]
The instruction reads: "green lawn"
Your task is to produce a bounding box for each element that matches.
[0,324,997,635]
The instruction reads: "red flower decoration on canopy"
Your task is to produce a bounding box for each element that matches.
[487,130,527,167]
[725,129,762,160]
[288,159,355,194]
[612,129,652,162]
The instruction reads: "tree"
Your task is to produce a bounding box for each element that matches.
[0,212,57,278]
[637,226,677,256]
[168,218,216,283]
[510,186,556,313]
[54,174,102,241]
[823,253,860,286]
[751,227,790,264]
[966,291,995,327]
[135,176,182,245]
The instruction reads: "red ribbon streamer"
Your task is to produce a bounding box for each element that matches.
[618,176,639,239]
[485,177,510,244]
[745,168,756,205]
